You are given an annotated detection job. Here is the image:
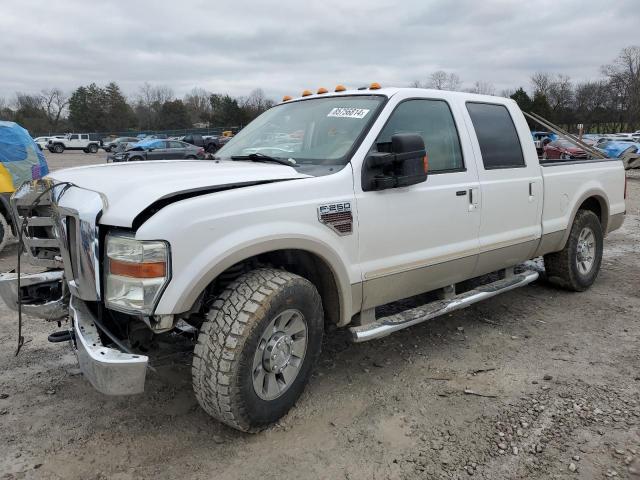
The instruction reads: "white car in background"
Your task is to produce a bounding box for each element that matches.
[32,135,64,150]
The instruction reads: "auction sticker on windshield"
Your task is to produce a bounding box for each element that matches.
[327,107,370,119]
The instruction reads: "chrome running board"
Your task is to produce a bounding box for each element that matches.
[349,270,539,342]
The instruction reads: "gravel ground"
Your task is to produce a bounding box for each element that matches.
[1,152,639,480]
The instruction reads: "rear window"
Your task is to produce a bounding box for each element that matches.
[466,103,525,169]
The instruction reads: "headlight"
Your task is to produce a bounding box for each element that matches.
[104,233,170,315]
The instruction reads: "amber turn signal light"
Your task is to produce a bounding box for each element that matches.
[317,87,328,94]
[110,259,166,278]
[335,85,346,92]
[282,95,292,102]
[369,82,381,90]
[301,90,312,97]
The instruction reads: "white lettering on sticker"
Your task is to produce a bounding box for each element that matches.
[327,107,370,119]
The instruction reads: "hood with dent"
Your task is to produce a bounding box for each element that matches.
[48,160,310,227]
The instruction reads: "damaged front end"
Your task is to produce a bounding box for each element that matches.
[1,180,148,395]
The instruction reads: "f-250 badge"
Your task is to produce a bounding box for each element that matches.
[317,202,353,236]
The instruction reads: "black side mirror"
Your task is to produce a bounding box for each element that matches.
[542,138,552,146]
[362,133,428,192]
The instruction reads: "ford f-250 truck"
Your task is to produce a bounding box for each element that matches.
[0,85,626,432]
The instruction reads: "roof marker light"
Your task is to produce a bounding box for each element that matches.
[317,87,328,94]
[301,89,313,97]
[335,85,346,92]
[369,82,381,90]
[282,95,292,102]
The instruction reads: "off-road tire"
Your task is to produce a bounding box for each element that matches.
[88,144,98,153]
[192,268,324,432]
[53,144,64,153]
[544,209,603,291]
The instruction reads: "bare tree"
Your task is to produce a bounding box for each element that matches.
[40,88,68,130]
[530,72,553,97]
[136,83,175,129]
[601,45,640,130]
[427,71,462,91]
[467,81,496,96]
[184,87,212,124]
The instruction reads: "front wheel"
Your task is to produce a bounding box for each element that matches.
[53,144,64,153]
[544,209,603,291]
[192,268,324,432]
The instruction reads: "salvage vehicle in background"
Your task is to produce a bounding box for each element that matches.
[47,133,101,153]
[543,138,588,160]
[0,85,626,433]
[110,138,205,162]
[183,133,233,153]
[33,135,65,150]
[102,136,140,153]
[597,140,640,169]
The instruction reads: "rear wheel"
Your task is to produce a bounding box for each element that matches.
[544,209,603,291]
[88,144,98,153]
[192,268,324,432]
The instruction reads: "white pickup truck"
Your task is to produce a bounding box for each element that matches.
[0,86,626,432]
[47,133,101,153]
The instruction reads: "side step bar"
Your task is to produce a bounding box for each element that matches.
[350,270,539,342]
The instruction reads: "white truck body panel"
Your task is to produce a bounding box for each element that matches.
[43,87,625,327]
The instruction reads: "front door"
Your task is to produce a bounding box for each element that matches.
[356,97,481,309]
[463,102,542,276]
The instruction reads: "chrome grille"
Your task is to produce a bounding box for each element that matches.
[12,181,64,269]
[11,180,106,302]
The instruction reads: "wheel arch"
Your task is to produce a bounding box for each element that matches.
[560,190,610,249]
[158,239,355,327]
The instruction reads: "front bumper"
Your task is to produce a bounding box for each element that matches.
[71,296,148,395]
[0,270,68,320]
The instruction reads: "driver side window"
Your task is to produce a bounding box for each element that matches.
[375,99,464,173]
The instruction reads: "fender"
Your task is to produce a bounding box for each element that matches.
[559,187,610,249]
[152,231,356,327]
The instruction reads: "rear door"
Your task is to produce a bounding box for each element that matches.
[147,141,169,159]
[463,101,542,276]
[356,95,482,309]
[168,141,188,158]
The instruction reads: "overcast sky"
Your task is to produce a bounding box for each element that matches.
[1,0,638,101]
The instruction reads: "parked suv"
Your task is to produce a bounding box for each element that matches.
[102,136,140,153]
[47,134,101,153]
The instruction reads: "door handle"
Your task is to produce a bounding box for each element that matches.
[456,190,467,196]
[468,187,479,211]
[528,181,536,203]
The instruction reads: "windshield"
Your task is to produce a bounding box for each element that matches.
[216,95,385,165]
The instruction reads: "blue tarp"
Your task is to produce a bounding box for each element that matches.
[0,121,49,192]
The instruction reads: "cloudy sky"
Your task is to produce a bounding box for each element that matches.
[1,0,638,101]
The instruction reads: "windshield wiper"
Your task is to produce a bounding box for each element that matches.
[231,153,296,167]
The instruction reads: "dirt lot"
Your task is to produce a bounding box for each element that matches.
[1,152,639,480]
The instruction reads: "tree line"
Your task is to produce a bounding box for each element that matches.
[410,46,640,133]
[0,82,275,136]
[1,45,638,136]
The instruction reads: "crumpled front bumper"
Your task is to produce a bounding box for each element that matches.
[0,270,68,320]
[70,296,148,395]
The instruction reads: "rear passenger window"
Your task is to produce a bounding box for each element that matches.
[466,102,525,169]
[375,99,464,173]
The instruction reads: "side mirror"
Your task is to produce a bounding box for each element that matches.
[542,138,552,146]
[362,133,428,192]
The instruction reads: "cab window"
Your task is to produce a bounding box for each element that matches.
[374,99,464,173]
[466,102,525,169]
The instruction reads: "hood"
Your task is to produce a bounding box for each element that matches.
[48,160,310,227]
